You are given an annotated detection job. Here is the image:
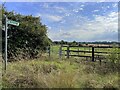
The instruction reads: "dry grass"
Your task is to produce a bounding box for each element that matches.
[2,57,119,88]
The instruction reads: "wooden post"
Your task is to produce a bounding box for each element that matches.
[92,47,94,62]
[78,45,79,56]
[100,59,101,65]
[78,43,80,56]
[59,44,62,58]
[67,45,70,59]
[89,47,90,52]
[84,47,85,54]
[48,45,50,57]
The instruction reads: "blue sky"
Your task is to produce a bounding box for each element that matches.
[4,2,118,42]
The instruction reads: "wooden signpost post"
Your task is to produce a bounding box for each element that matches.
[4,15,19,70]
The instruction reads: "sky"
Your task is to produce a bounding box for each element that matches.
[3,2,118,42]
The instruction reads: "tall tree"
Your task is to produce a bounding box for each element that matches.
[2,8,51,60]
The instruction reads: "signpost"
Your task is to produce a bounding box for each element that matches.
[7,20,19,26]
[4,15,19,70]
[5,15,7,71]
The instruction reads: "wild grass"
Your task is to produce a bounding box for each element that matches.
[2,56,119,88]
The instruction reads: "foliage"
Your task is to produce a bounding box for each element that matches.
[2,7,51,60]
[71,40,78,45]
[0,5,2,53]
[53,40,119,46]
[106,44,120,67]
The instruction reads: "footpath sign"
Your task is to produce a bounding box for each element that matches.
[4,14,19,71]
[7,20,19,26]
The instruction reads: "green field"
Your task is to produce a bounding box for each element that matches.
[2,45,120,88]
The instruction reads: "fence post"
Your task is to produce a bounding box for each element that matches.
[67,45,70,59]
[92,47,94,62]
[78,46,79,56]
[48,45,50,57]
[59,44,62,58]
[78,43,80,56]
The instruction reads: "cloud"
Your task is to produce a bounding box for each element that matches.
[36,13,63,22]
[42,3,49,8]
[79,7,84,11]
[46,15,63,22]
[54,6,65,11]
[92,10,99,12]
[72,7,83,13]
[54,6,68,14]
[113,3,117,8]
[34,2,118,41]
[73,9,79,12]
[107,6,110,8]
[48,11,118,41]
[80,4,85,7]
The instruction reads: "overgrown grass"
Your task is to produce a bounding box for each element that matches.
[2,56,119,88]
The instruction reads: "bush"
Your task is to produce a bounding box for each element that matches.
[106,44,120,70]
[2,7,51,60]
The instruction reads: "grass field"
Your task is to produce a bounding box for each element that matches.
[2,57,119,88]
[2,45,120,88]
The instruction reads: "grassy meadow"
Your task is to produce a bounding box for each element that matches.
[2,45,120,88]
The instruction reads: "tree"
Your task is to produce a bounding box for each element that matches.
[2,8,51,60]
[60,40,65,45]
[71,41,77,45]
[0,5,2,53]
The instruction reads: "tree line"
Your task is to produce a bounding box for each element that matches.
[53,40,119,46]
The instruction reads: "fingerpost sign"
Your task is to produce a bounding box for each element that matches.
[4,15,19,71]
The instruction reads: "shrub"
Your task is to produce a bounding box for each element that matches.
[2,7,51,60]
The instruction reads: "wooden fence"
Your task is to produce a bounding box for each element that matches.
[59,45,120,62]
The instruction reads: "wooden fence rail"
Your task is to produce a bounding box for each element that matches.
[62,45,120,48]
[63,50,120,54]
[59,45,120,62]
